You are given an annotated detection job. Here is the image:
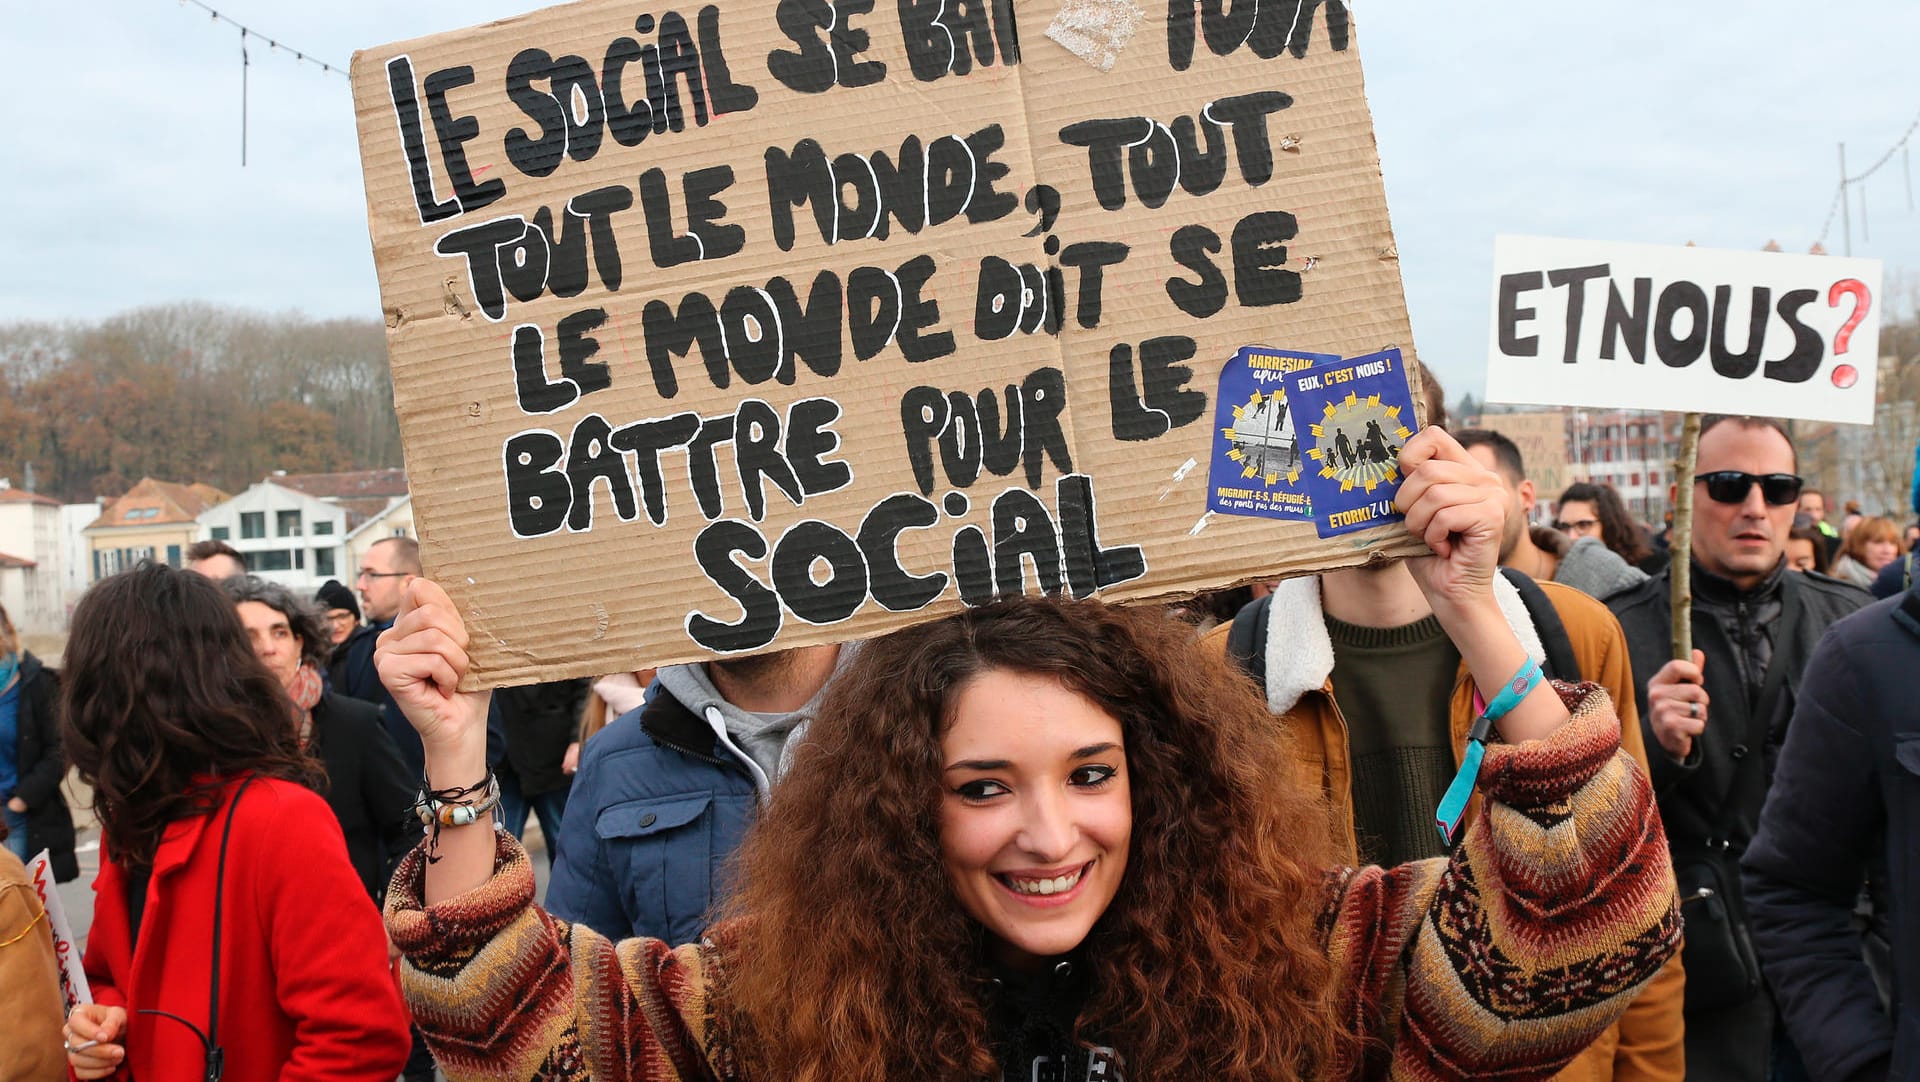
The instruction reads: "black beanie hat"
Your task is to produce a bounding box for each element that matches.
[316,579,360,621]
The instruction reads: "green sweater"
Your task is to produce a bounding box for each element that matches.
[1325,613,1459,869]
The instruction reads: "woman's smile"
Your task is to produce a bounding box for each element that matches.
[995,860,1095,903]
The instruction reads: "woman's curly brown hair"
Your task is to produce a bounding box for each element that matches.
[718,594,1351,1080]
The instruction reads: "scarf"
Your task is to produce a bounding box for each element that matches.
[0,652,17,693]
[287,663,324,748]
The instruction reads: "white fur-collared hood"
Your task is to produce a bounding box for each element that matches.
[1261,574,1547,716]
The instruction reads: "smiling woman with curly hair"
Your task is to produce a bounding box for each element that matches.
[716,595,1350,1080]
[377,429,1680,1081]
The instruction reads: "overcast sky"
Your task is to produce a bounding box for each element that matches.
[4,1,1916,401]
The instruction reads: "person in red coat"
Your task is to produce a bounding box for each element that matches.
[56,563,411,1081]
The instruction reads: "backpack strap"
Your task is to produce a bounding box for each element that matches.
[1225,592,1274,691]
[1498,567,1579,683]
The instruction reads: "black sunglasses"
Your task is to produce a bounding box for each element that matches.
[1696,471,1803,506]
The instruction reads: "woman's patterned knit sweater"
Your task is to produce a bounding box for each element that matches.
[387,682,1680,1081]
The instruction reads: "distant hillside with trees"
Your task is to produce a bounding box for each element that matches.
[0,304,401,502]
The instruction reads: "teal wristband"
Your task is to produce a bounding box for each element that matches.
[1434,656,1545,846]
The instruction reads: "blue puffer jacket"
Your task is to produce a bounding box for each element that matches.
[1743,584,1920,1082]
[545,683,760,945]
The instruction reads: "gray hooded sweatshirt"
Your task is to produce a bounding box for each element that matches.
[1554,535,1648,601]
[650,646,857,797]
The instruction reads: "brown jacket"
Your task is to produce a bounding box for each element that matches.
[0,846,67,1081]
[1204,573,1684,1082]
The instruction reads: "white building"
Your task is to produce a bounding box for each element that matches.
[0,485,64,633]
[199,482,351,589]
[59,500,103,615]
[273,470,414,584]
[342,495,415,577]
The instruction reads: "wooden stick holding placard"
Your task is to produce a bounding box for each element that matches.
[1669,412,1702,660]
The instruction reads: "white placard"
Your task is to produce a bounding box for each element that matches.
[26,849,91,1012]
[1486,236,1882,425]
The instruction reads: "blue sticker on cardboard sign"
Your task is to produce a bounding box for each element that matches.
[1206,347,1341,521]
[1286,348,1420,538]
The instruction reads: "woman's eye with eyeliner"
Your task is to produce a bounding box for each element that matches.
[1071,765,1117,788]
[955,779,1010,801]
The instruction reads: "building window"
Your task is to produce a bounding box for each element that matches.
[313,520,334,536]
[210,526,230,540]
[246,549,295,572]
[276,510,302,537]
[166,544,182,567]
[315,548,335,577]
[241,511,266,539]
[295,549,305,570]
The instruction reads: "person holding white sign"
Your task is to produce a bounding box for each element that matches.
[374,428,1681,1081]
[1607,415,1871,1081]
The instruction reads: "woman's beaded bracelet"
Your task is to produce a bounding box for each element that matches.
[414,774,501,827]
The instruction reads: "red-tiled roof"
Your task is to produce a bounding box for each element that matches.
[0,489,60,508]
[277,469,409,502]
[86,477,230,530]
[331,496,398,531]
[0,550,36,569]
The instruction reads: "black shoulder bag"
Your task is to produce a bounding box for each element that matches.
[138,774,254,1082]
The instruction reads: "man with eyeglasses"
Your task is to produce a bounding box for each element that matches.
[336,538,505,779]
[337,538,506,1082]
[1608,414,1870,1082]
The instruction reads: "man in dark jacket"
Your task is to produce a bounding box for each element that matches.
[337,537,505,777]
[1609,415,1869,1081]
[1743,581,1917,1081]
[494,677,589,866]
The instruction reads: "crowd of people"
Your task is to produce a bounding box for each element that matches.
[0,400,1915,1081]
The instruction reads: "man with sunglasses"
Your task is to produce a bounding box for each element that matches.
[1608,415,1870,1082]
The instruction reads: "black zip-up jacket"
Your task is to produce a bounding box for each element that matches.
[5,653,76,881]
[1610,559,1867,852]
[307,691,419,903]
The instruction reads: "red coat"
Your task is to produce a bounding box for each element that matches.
[82,775,410,1081]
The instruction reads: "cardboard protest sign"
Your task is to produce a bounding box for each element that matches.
[27,850,90,1012]
[350,0,1426,685]
[1486,236,1883,425]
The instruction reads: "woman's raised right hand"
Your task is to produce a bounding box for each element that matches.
[375,578,492,757]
